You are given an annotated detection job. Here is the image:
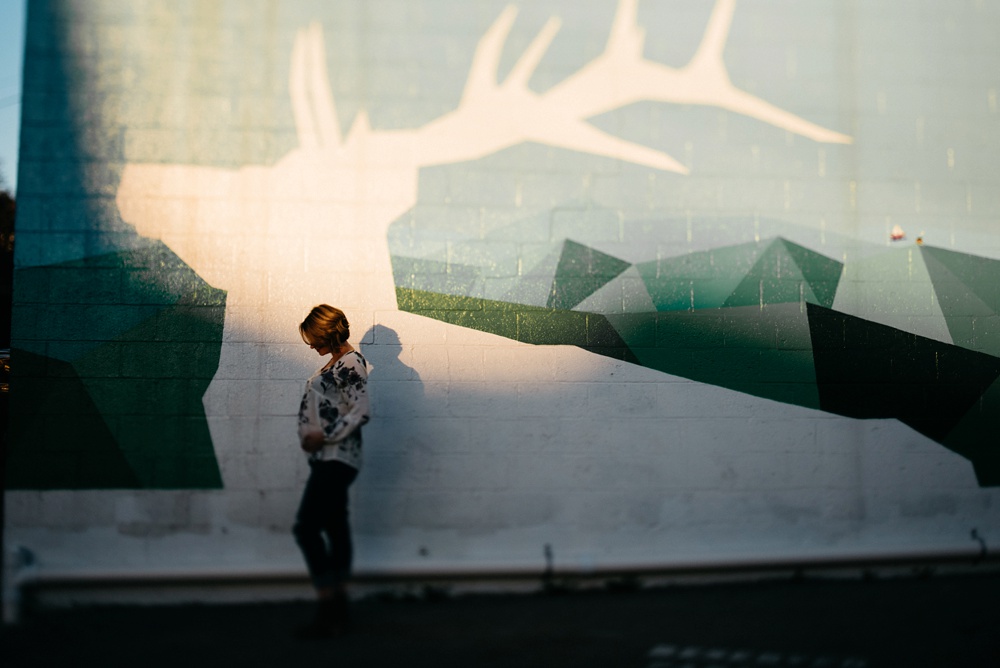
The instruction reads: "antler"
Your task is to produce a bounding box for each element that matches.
[290,23,341,150]
[547,0,853,145]
[415,4,689,173]
[286,0,850,178]
[290,22,373,153]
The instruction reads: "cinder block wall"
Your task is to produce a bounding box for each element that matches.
[5,0,1000,592]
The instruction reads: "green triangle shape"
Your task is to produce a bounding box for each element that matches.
[725,239,812,307]
[807,302,1000,445]
[921,246,1000,314]
[497,244,564,307]
[573,265,656,314]
[74,303,224,489]
[920,249,994,317]
[921,248,1000,356]
[5,349,141,490]
[547,240,631,310]
[780,239,843,308]
[636,240,764,311]
[943,376,1000,486]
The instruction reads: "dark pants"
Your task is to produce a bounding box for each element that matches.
[293,459,358,589]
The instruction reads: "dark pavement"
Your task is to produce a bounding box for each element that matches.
[3,570,1000,668]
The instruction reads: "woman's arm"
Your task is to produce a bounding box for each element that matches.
[298,381,325,452]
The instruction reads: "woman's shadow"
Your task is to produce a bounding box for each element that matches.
[354,324,427,535]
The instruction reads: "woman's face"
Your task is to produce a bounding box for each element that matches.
[305,336,332,356]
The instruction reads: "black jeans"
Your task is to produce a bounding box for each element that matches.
[293,459,358,589]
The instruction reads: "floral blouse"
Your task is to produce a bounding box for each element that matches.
[297,350,370,469]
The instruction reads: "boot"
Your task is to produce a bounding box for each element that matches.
[331,590,350,629]
[293,595,348,640]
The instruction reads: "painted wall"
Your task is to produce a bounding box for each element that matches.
[5,0,1000,585]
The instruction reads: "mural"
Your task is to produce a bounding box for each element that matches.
[108,0,861,493]
[10,0,1000,505]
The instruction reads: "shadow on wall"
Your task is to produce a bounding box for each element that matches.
[7,7,227,491]
[356,325,426,533]
[6,243,226,490]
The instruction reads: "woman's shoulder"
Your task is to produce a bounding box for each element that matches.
[343,351,369,379]
[323,350,368,380]
[336,349,367,368]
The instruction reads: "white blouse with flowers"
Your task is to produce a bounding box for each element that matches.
[297,350,370,470]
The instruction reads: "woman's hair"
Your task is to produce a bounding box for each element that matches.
[299,304,350,349]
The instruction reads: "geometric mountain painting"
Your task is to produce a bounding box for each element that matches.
[393,232,1000,486]
[5,243,225,489]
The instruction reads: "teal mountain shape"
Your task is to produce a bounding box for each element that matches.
[548,240,632,310]
[6,243,226,490]
[636,238,842,311]
[393,233,1000,487]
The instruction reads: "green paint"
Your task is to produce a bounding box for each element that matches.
[398,243,1000,485]
[5,350,142,489]
[635,239,842,313]
[399,285,821,409]
[922,246,1000,314]
[547,240,631,310]
[573,266,657,315]
[779,239,843,309]
[611,303,821,409]
[726,240,811,308]
[807,302,1000,481]
[6,243,225,490]
[505,245,564,306]
[944,376,1000,486]
[921,247,1000,357]
[725,239,843,309]
[396,287,635,361]
[636,242,757,311]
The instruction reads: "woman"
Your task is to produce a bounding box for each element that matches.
[294,304,370,638]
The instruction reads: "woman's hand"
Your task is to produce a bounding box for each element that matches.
[301,431,325,453]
